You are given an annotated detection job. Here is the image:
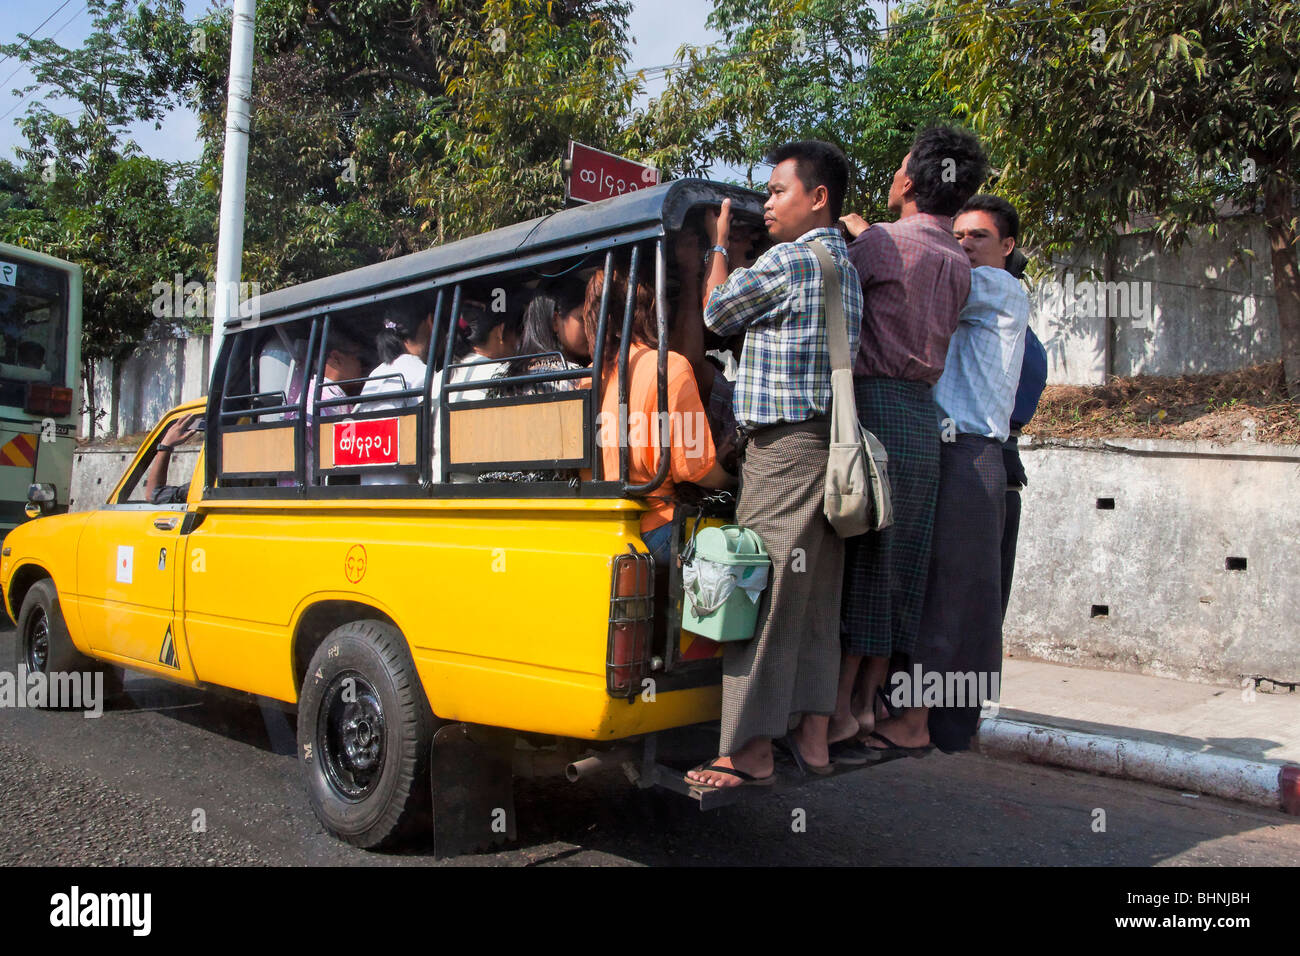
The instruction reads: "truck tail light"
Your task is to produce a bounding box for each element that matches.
[25,384,73,417]
[606,547,654,698]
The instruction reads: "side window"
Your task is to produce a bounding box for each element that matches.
[117,411,204,505]
[215,324,311,487]
[438,272,598,484]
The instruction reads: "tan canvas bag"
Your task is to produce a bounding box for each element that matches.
[809,240,894,536]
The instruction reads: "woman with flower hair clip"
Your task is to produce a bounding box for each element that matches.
[358,299,434,485]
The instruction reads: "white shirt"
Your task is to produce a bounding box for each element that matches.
[445,353,508,482]
[358,353,429,486]
[358,352,428,412]
[446,355,508,403]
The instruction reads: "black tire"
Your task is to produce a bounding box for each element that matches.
[297,619,435,849]
[14,579,114,710]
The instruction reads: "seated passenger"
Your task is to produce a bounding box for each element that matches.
[439,300,522,483]
[143,413,202,504]
[284,331,365,485]
[477,281,590,484]
[445,300,522,402]
[585,266,734,565]
[358,301,434,486]
[489,279,590,395]
[311,331,365,415]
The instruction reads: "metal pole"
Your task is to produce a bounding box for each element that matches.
[210,0,257,371]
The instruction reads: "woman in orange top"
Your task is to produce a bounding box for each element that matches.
[584,265,735,565]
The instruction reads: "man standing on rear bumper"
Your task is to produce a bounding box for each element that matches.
[685,141,863,789]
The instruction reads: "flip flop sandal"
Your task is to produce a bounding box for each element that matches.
[686,758,776,790]
[863,730,934,760]
[828,738,876,766]
[774,736,834,775]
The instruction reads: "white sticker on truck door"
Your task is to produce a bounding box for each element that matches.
[116,545,134,584]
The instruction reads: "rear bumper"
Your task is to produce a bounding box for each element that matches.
[413,651,721,740]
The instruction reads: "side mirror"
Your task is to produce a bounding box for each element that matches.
[25,482,56,518]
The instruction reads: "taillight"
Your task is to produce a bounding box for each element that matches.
[25,384,73,417]
[606,547,655,697]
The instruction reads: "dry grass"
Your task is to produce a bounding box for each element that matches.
[1026,361,1299,445]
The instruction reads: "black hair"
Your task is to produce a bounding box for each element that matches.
[324,329,364,360]
[764,140,851,220]
[501,279,587,379]
[452,296,524,361]
[905,126,988,217]
[958,193,1020,242]
[375,298,430,365]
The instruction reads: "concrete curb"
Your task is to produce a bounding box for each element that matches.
[976,717,1300,814]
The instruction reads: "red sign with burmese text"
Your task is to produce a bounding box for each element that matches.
[334,418,399,467]
[566,141,659,205]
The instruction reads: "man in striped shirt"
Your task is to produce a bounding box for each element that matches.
[685,141,864,789]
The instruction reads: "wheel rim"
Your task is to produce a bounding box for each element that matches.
[25,606,49,674]
[317,670,387,802]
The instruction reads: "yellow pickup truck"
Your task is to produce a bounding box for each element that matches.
[3,180,882,855]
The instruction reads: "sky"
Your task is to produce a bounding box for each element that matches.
[0,0,729,167]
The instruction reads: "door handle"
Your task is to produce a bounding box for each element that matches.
[153,516,179,531]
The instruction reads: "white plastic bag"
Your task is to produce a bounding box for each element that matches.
[683,558,770,615]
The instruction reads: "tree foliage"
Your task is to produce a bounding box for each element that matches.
[931,0,1300,397]
[187,0,643,287]
[0,0,209,368]
[630,0,957,219]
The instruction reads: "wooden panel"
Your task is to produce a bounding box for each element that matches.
[448,397,585,466]
[222,426,294,473]
[318,412,419,470]
[318,422,333,470]
[398,412,417,465]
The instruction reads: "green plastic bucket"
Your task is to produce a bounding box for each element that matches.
[681,525,771,643]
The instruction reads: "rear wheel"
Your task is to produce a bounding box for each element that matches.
[297,620,435,849]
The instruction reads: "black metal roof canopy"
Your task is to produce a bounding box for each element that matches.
[230,178,767,332]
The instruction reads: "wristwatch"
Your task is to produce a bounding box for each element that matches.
[157,443,175,453]
[704,245,729,266]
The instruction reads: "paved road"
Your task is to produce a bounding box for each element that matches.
[1,628,1297,867]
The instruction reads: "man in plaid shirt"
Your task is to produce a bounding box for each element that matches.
[695,222,862,428]
[685,141,864,790]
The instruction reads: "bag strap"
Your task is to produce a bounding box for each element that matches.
[809,240,849,373]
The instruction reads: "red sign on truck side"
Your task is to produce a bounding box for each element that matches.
[565,141,659,205]
[334,417,399,467]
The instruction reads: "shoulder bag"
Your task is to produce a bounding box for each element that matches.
[808,240,894,536]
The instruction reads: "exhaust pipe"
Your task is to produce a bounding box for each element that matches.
[512,750,572,779]
[565,747,636,782]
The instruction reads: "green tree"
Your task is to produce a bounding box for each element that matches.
[630,0,956,219]
[0,0,209,435]
[932,0,1300,399]
[187,0,642,289]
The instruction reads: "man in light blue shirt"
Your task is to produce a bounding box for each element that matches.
[933,265,1029,441]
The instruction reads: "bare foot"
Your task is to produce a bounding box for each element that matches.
[827,712,860,745]
[791,722,830,770]
[862,714,930,750]
[851,704,875,738]
[686,752,773,788]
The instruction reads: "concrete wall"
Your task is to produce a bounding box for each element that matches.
[1005,437,1300,685]
[69,446,201,513]
[82,332,210,440]
[1028,216,1281,385]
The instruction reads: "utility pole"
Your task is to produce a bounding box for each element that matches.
[210,0,257,372]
